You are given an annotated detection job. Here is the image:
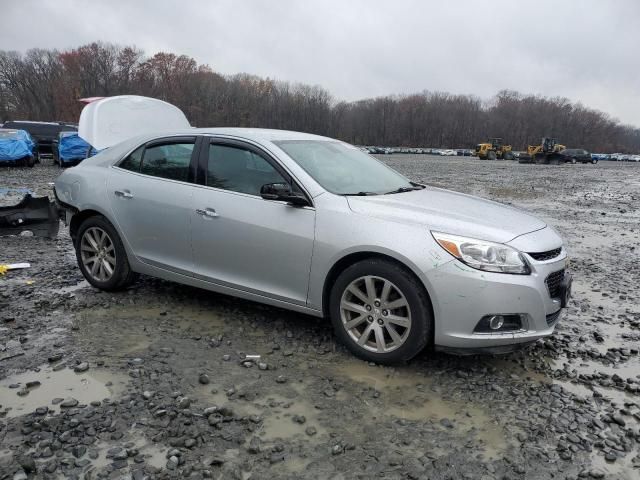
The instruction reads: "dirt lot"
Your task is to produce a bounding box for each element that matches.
[1,155,639,480]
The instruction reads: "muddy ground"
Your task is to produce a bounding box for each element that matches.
[1,155,639,480]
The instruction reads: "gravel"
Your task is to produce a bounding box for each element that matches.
[0,157,639,479]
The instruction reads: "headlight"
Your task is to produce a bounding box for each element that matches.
[431,232,530,275]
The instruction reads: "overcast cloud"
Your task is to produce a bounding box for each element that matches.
[2,0,639,125]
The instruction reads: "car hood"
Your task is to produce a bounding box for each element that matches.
[346,187,546,243]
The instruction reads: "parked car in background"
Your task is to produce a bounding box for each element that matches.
[2,120,77,158]
[53,132,92,167]
[557,148,596,164]
[55,95,571,364]
[0,129,37,167]
[439,149,457,156]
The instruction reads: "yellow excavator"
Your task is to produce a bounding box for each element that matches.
[518,137,566,164]
[475,138,514,160]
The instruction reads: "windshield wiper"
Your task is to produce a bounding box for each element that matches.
[343,191,379,196]
[384,185,424,195]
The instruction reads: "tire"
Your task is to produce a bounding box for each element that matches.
[25,155,35,168]
[75,215,137,291]
[503,151,514,160]
[591,158,598,164]
[487,150,497,160]
[571,157,577,164]
[329,258,433,364]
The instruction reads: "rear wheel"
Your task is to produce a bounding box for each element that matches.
[503,151,514,160]
[591,158,598,164]
[329,259,432,364]
[487,150,497,160]
[75,215,137,291]
[570,157,577,164]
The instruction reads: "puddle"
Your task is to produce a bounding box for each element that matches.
[57,280,90,295]
[0,364,127,418]
[335,360,426,389]
[334,360,508,458]
[256,393,327,442]
[589,449,639,480]
[91,436,166,470]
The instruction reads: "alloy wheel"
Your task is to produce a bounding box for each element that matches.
[80,227,116,282]
[339,275,412,353]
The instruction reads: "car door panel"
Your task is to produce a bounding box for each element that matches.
[191,139,315,304]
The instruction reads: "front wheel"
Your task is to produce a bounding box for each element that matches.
[591,158,598,164]
[75,215,137,291]
[329,259,433,364]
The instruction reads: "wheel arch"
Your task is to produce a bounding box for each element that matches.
[321,251,435,332]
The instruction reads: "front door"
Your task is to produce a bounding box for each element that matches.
[191,139,315,305]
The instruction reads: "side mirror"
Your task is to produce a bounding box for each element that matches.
[260,183,309,207]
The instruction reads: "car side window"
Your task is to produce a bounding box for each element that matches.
[207,144,287,196]
[118,146,144,172]
[140,142,195,181]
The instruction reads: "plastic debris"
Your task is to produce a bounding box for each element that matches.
[0,263,31,276]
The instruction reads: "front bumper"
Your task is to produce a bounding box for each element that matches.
[427,250,569,350]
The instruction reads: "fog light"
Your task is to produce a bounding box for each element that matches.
[489,315,504,330]
[474,314,525,333]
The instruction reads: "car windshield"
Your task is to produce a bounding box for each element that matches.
[274,140,414,195]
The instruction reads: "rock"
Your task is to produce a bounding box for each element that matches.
[199,373,210,385]
[275,375,287,384]
[440,418,454,429]
[177,396,191,409]
[18,456,36,473]
[247,437,261,454]
[74,362,89,372]
[305,426,317,436]
[60,398,79,408]
[12,470,28,480]
[612,414,626,426]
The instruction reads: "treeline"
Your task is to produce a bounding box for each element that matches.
[1,42,638,152]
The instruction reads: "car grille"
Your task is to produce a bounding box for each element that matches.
[528,247,562,261]
[546,269,565,299]
[546,310,562,326]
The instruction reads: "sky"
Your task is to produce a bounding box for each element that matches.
[2,0,639,126]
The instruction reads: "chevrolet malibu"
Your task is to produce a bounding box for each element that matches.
[54,96,572,364]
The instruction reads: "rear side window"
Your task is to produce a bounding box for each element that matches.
[140,142,195,182]
[118,146,144,172]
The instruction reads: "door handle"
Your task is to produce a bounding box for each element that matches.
[196,208,219,218]
[114,190,133,199]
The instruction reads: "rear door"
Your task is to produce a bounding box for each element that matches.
[107,136,200,274]
[190,138,315,304]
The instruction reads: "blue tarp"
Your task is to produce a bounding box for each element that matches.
[59,133,91,163]
[0,130,35,162]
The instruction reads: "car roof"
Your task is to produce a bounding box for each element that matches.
[171,127,336,143]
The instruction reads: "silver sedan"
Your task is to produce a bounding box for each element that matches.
[55,107,571,364]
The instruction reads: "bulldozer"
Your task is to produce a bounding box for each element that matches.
[518,137,566,164]
[475,138,514,160]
